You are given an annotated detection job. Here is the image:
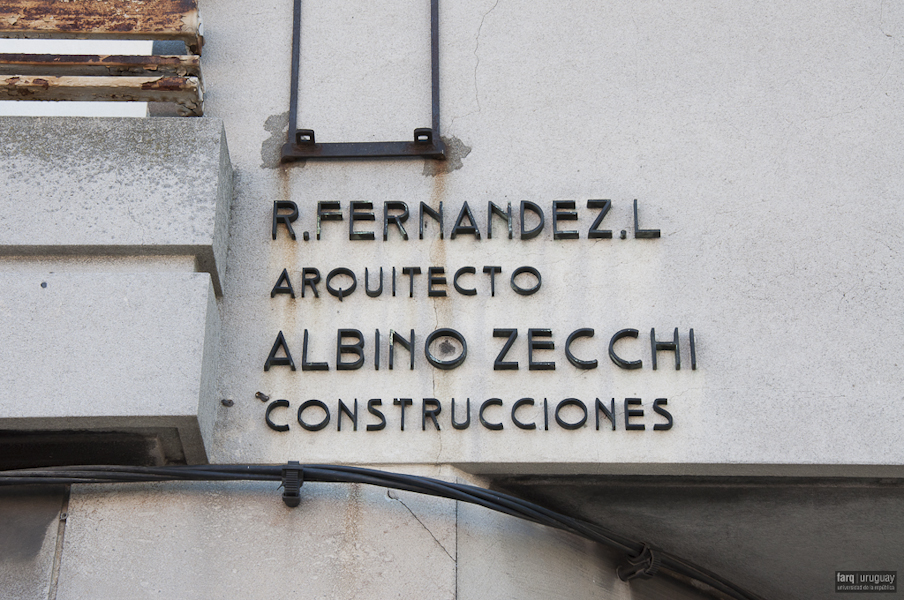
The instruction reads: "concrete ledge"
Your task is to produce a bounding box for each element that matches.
[0,117,232,295]
[458,462,904,479]
[0,272,220,464]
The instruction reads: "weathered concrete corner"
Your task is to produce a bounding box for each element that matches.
[0,117,232,295]
[0,272,220,464]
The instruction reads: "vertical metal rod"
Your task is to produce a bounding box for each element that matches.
[287,0,302,143]
[282,0,444,160]
[430,0,440,137]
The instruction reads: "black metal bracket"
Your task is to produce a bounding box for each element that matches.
[281,0,446,162]
[616,544,661,581]
[281,461,304,507]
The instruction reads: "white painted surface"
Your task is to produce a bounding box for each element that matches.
[197,0,904,474]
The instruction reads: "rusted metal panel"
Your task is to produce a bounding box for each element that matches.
[0,75,202,115]
[0,0,203,54]
[0,1,204,114]
[0,54,200,77]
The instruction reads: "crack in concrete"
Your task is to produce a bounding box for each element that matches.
[450,0,500,131]
[472,0,499,113]
[124,201,146,244]
[391,492,455,561]
[47,487,71,600]
[879,0,893,38]
[431,284,441,464]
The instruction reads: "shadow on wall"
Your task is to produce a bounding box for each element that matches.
[0,485,66,561]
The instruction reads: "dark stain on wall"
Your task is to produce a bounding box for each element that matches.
[0,485,65,561]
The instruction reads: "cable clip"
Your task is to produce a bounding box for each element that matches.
[616,543,661,581]
[281,461,303,508]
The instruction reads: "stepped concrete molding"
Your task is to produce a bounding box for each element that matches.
[0,272,219,464]
[0,117,232,295]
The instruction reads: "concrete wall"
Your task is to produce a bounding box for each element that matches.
[0,117,232,464]
[201,0,904,474]
[2,0,903,598]
[51,473,710,600]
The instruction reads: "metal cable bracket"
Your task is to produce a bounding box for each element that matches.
[280,461,304,507]
[281,0,446,162]
[617,543,662,581]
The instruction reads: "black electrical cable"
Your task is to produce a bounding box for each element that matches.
[0,463,765,600]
